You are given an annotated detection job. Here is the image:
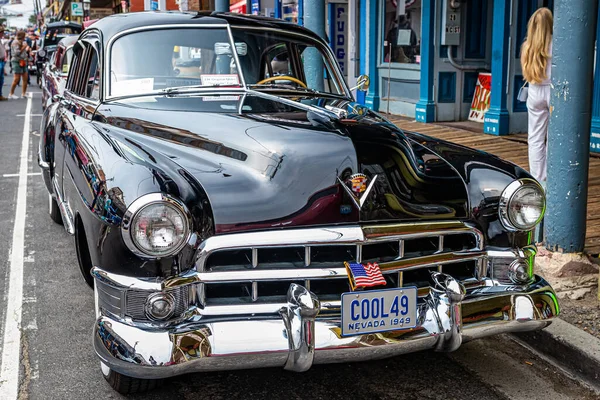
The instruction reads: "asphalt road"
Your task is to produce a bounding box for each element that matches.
[0,88,598,400]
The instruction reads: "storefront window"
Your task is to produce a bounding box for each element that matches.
[383,0,421,64]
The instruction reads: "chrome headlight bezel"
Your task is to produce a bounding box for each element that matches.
[498,178,546,232]
[121,193,192,259]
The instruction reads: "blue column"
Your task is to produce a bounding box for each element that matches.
[483,0,510,135]
[415,0,435,123]
[590,4,600,153]
[356,0,368,104]
[304,0,326,91]
[215,0,229,12]
[274,0,282,18]
[298,0,304,25]
[364,0,379,110]
[546,0,598,252]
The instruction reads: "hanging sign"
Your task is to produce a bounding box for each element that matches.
[71,2,84,16]
[331,3,348,75]
[469,73,492,123]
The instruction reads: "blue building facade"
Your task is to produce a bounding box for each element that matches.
[352,0,557,136]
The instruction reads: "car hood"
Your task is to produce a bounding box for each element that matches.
[97,93,469,234]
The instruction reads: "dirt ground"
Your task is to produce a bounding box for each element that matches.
[558,292,600,340]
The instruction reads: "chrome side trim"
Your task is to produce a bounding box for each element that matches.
[52,177,75,235]
[38,148,50,170]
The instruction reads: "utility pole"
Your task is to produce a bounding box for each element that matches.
[545,0,599,252]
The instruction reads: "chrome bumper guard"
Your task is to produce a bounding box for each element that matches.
[94,274,558,379]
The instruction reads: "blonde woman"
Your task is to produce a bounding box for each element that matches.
[521,7,553,183]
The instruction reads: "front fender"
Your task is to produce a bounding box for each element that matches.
[64,121,214,278]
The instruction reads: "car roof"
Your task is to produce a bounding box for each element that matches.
[46,21,82,30]
[87,11,325,47]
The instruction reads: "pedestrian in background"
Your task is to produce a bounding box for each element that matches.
[521,7,553,183]
[8,30,29,99]
[521,7,553,243]
[0,28,7,101]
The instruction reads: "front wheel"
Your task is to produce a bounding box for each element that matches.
[101,363,163,394]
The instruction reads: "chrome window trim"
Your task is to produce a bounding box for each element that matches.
[103,24,242,101]
[120,192,193,259]
[498,178,545,232]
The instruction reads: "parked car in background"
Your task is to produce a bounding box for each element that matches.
[38,12,558,395]
[41,35,77,110]
[36,21,81,87]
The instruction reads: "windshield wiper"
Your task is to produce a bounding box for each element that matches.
[248,83,320,94]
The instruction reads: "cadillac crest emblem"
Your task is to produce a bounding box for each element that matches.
[338,172,378,210]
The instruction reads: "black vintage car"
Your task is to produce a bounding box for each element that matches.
[39,12,558,394]
[36,21,82,87]
[41,35,77,110]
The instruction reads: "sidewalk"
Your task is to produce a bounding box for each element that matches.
[388,116,600,256]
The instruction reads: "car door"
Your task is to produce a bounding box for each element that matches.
[60,41,104,223]
[53,41,88,206]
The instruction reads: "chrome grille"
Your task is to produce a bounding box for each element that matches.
[195,222,485,307]
[96,279,192,321]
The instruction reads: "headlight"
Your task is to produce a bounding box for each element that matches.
[122,193,191,258]
[499,179,545,231]
[37,49,46,58]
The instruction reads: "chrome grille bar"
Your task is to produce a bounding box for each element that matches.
[194,222,485,306]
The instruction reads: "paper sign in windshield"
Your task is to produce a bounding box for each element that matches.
[112,78,154,97]
[200,74,240,86]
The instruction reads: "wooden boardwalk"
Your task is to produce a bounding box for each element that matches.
[387,115,600,255]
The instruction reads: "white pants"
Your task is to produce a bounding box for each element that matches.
[526,84,551,182]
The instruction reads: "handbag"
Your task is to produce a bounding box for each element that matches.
[18,59,26,68]
[517,81,528,102]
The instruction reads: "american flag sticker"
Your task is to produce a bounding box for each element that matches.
[344,261,387,290]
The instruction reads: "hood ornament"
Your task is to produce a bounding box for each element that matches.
[338,173,378,210]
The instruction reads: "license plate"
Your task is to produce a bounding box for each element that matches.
[341,287,417,336]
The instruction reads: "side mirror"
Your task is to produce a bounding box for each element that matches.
[52,94,63,103]
[351,75,370,92]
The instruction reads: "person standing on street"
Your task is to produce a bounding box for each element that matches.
[0,28,7,101]
[521,7,553,183]
[8,30,29,99]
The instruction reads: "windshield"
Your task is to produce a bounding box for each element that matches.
[109,27,348,98]
[230,28,346,96]
[110,28,243,97]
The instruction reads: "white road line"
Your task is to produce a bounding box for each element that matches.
[2,173,41,178]
[0,95,32,400]
[16,114,43,117]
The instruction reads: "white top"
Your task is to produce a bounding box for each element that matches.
[535,42,552,86]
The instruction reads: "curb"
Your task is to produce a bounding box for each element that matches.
[513,318,600,383]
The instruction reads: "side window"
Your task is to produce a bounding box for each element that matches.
[85,49,100,100]
[76,47,101,100]
[61,48,74,75]
[66,45,84,93]
[53,48,63,70]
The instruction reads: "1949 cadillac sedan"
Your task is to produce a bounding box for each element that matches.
[38,11,558,394]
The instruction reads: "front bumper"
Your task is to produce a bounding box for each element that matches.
[94,275,558,379]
